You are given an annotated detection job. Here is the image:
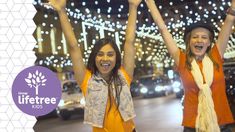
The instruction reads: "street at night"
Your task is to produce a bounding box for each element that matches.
[35,92,235,132]
[34,95,183,132]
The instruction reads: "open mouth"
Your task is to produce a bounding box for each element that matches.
[100,63,111,70]
[194,45,203,50]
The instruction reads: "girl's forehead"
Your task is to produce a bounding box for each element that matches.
[99,44,115,52]
[191,27,211,35]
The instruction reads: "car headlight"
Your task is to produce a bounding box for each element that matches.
[155,86,163,92]
[172,81,181,88]
[58,99,64,107]
[173,87,180,93]
[80,97,85,105]
[140,87,148,94]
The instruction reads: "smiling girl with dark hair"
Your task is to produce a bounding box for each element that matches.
[47,0,141,131]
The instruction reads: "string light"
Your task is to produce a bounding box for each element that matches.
[33,0,235,70]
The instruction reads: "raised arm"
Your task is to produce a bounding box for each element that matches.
[216,0,235,57]
[123,0,141,78]
[145,0,180,66]
[48,0,86,86]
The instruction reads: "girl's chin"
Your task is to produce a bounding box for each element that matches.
[193,51,206,57]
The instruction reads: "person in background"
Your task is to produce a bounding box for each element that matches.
[47,0,141,131]
[145,0,235,131]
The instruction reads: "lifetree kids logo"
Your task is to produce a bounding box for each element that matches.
[12,66,61,116]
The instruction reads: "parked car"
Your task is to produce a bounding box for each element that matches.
[56,80,85,120]
[36,109,58,120]
[130,80,141,97]
[172,79,184,99]
[139,75,170,98]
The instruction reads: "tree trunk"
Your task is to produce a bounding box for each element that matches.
[35,86,39,95]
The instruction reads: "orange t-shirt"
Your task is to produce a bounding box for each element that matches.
[177,45,234,128]
[80,67,135,132]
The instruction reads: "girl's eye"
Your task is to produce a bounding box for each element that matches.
[107,53,114,57]
[97,52,104,57]
[202,36,208,39]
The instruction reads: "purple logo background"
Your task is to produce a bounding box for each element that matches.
[12,66,61,116]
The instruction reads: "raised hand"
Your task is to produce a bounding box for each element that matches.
[144,0,180,66]
[44,0,86,86]
[47,0,66,12]
[128,0,142,7]
[216,0,235,56]
[232,0,235,8]
[145,0,155,5]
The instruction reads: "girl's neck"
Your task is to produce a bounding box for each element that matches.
[100,74,111,83]
[195,54,205,61]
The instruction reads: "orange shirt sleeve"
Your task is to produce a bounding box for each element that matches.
[175,50,185,72]
[80,69,92,96]
[120,66,132,86]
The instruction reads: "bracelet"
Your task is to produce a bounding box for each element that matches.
[227,7,235,16]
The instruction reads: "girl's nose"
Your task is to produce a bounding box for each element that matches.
[102,55,108,61]
[196,37,203,42]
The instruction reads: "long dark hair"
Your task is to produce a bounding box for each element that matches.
[87,38,123,111]
[184,29,219,70]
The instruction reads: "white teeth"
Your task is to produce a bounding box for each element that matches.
[101,63,110,67]
[195,45,203,50]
